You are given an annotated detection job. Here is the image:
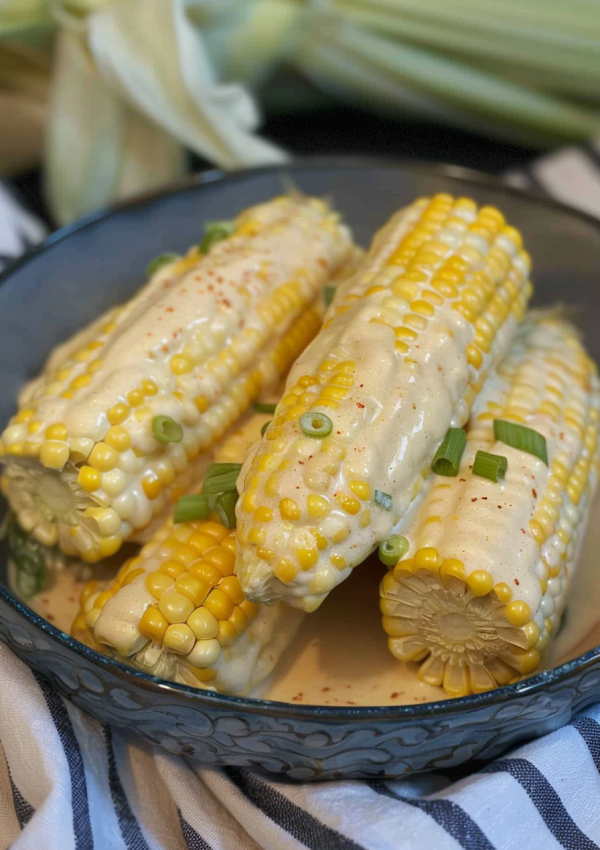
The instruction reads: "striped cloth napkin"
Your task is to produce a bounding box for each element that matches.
[2,148,600,850]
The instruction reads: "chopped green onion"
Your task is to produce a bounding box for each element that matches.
[253,402,277,414]
[493,419,548,465]
[473,450,507,482]
[152,415,183,443]
[324,285,336,308]
[174,494,210,524]
[374,490,393,511]
[432,428,467,476]
[202,463,242,495]
[7,521,46,598]
[378,534,409,566]
[146,252,178,277]
[261,420,271,437]
[214,490,239,529]
[299,412,333,439]
[199,220,235,254]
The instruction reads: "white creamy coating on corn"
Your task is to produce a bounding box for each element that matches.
[236,194,532,611]
[1,195,352,562]
[381,314,600,697]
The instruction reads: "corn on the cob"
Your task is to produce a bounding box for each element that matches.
[72,410,304,695]
[380,313,600,697]
[235,194,532,611]
[0,195,353,563]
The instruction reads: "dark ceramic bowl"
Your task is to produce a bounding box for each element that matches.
[2,159,600,781]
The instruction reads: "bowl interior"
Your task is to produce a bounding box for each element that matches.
[2,159,600,718]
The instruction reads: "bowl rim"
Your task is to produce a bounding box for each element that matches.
[2,154,600,722]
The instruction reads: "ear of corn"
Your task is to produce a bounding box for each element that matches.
[0,195,353,563]
[380,312,600,697]
[235,194,532,612]
[72,409,304,695]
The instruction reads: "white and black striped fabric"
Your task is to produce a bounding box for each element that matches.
[3,151,600,850]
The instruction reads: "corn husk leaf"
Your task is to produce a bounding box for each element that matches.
[87,0,287,169]
[0,0,53,38]
[45,29,185,225]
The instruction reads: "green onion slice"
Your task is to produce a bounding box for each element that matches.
[473,450,507,482]
[253,402,277,414]
[199,220,235,254]
[299,412,333,439]
[7,521,46,598]
[174,494,210,524]
[202,463,242,495]
[261,420,271,437]
[374,490,393,511]
[152,415,183,443]
[493,419,548,465]
[324,285,336,308]
[214,490,239,529]
[378,534,409,566]
[146,252,178,277]
[432,428,467,476]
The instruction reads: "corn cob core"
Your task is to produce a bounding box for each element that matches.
[381,314,600,697]
[1,195,352,562]
[236,194,532,611]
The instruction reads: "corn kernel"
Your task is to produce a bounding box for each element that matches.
[141,379,158,396]
[104,426,131,451]
[296,548,318,571]
[348,480,371,500]
[159,559,187,580]
[146,571,174,600]
[187,638,220,668]
[45,423,68,441]
[466,569,494,596]
[190,561,222,586]
[107,403,130,425]
[175,573,210,606]
[139,607,169,643]
[97,536,122,559]
[279,498,300,521]
[40,441,69,470]
[159,590,195,624]
[335,491,361,515]
[218,620,238,647]
[229,606,249,634]
[202,545,235,575]
[204,588,234,620]
[275,557,299,583]
[163,623,195,655]
[127,388,145,407]
[219,575,245,605]
[89,442,119,472]
[306,494,330,518]
[77,466,101,493]
[254,506,274,523]
[187,607,219,640]
[506,600,532,628]
[171,355,193,375]
[330,554,347,570]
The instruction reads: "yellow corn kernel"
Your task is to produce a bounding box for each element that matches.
[348,480,371,500]
[254,506,274,523]
[414,547,442,572]
[171,355,193,375]
[219,575,246,606]
[188,532,219,554]
[146,571,174,600]
[198,522,230,543]
[229,606,248,634]
[439,558,466,582]
[275,557,299,583]
[277,498,300,521]
[175,574,210,607]
[142,473,162,501]
[466,570,494,596]
[190,562,222,587]
[107,403,130,425]
[89,442,119,472]
[159,590,195,624]
[335,491,361,515]
[307,494,330,518]
[141,379,158,396]
[494,582,513,603]
[202,545,236,575]
[159,559,187,579]
[296,548,319,571]
[120,567,144,587]
[104,426,131,452]
[40,441,69,470]
[187,607,219,640]
[139,607,169,644]
[256,546,275,562]
[163,623,195,655]
[330,554,347,570]
[242,491,258,513]
[45,423,68,441]
[77,466,101,493]
[97,535,123,559]
[506,600,532,628]
[204,588,234,620]
[126,388,145,407]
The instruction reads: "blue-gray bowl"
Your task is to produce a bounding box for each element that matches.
[2,159,600,781]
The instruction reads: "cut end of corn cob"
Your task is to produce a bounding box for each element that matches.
[236,193,532,611]
[381,313,600,697]
[1,195,353,563]
[74,518,304,695]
